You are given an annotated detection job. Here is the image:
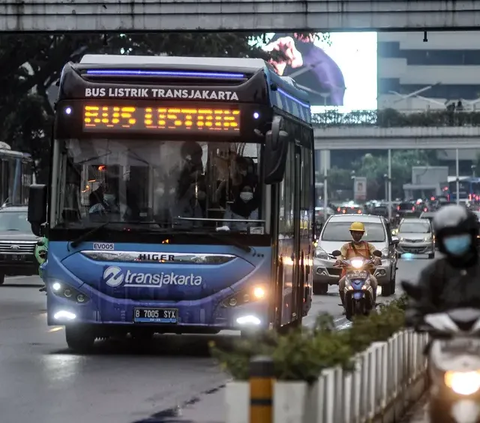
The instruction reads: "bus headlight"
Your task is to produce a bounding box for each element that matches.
[223,284,268,308]
[253,286,266,299]
[50,281,90,304]
[445,371,480,395]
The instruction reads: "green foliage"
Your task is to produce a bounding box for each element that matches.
[211,296,407,382]
[312,108,480,127]
[327,150,440,200]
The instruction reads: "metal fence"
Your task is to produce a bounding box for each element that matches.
[229,329,429,423]
[315,330,428,423]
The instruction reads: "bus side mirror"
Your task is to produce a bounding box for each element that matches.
[28,184,47,236]
[264,116,289,185]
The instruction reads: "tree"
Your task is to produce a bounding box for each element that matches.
[0,32,270,178]
[356,150,440,199]
[326,167,354,199]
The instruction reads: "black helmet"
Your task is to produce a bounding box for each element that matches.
[433,204,478,254]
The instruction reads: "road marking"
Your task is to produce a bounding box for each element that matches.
[48,327,63,333]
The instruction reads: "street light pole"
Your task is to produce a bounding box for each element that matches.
[388,149,392,221]
[323,150,329,222]
[456,149,460,205]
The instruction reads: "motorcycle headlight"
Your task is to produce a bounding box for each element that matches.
[350,259,363,269]
[445,371,480,395]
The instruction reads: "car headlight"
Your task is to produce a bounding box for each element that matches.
[445,371,480,395]
[424,236,432,242]
[315,248,329,260]
[381,248,389,257]
[400,237,405,242]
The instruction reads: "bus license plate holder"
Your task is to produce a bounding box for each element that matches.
[134,308,178,324]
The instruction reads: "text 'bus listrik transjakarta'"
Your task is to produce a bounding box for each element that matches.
[28,55,315,351]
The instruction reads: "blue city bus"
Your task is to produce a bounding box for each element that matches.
[0,143,33,206]
[448,177,480,202]
[27,55,315,351]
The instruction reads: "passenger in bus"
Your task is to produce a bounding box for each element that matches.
[88,184,107,215]
[215,156,255,208]
[173,142,206,227]
[223,185,259,231]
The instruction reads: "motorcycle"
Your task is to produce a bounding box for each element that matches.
[403,280,480,423]
[332,249,382,320]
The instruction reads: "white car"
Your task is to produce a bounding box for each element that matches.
[313,214,399,297]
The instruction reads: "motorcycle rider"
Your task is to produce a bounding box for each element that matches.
[336,222,381,307]
[405,204,480,326]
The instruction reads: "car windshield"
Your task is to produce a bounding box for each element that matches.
[52,139,264,234]
[399,222,430,233]
[321,221,386,242]
[0,211,31,232]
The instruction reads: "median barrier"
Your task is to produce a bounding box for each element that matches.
[212,297,429,423]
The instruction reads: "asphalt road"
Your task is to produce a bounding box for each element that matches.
[0,256,434,423]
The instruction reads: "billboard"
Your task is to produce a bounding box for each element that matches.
[262,32,377,111]
[354,177,367,201]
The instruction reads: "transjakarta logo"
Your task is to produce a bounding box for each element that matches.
[102,266,202,288]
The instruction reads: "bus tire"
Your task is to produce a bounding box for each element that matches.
[0,273,4,285]
[65,326,95,352]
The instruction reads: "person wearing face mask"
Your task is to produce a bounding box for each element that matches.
[405,205,480,327]
[336,222,381,308]
[223,185,259,231]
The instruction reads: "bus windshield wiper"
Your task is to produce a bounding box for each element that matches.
[70,220,112,249]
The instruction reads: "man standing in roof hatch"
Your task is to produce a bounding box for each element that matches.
[263,33,346,106]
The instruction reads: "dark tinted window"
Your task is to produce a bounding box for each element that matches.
[399,202,415,210]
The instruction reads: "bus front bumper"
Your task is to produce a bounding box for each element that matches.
[48,292,270,333]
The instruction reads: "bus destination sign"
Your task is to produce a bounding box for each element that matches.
[83,105,241,134]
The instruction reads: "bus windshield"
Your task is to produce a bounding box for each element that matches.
[52,138,264,234]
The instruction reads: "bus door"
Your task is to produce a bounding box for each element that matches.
[277,142,302,327]
[289,144,303,326]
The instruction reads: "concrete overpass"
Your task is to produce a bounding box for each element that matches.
[313,126,480,150]
[1,0,480,32]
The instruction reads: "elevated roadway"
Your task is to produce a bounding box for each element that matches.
[314,126,480,150]
[1,0,480,32]
[313,109,480,150]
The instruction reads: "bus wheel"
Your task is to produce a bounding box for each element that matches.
[0,273,4,285]
[65,326,95,352]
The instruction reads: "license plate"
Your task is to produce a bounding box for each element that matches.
[133,308,178,324]
[2,254,25,261]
